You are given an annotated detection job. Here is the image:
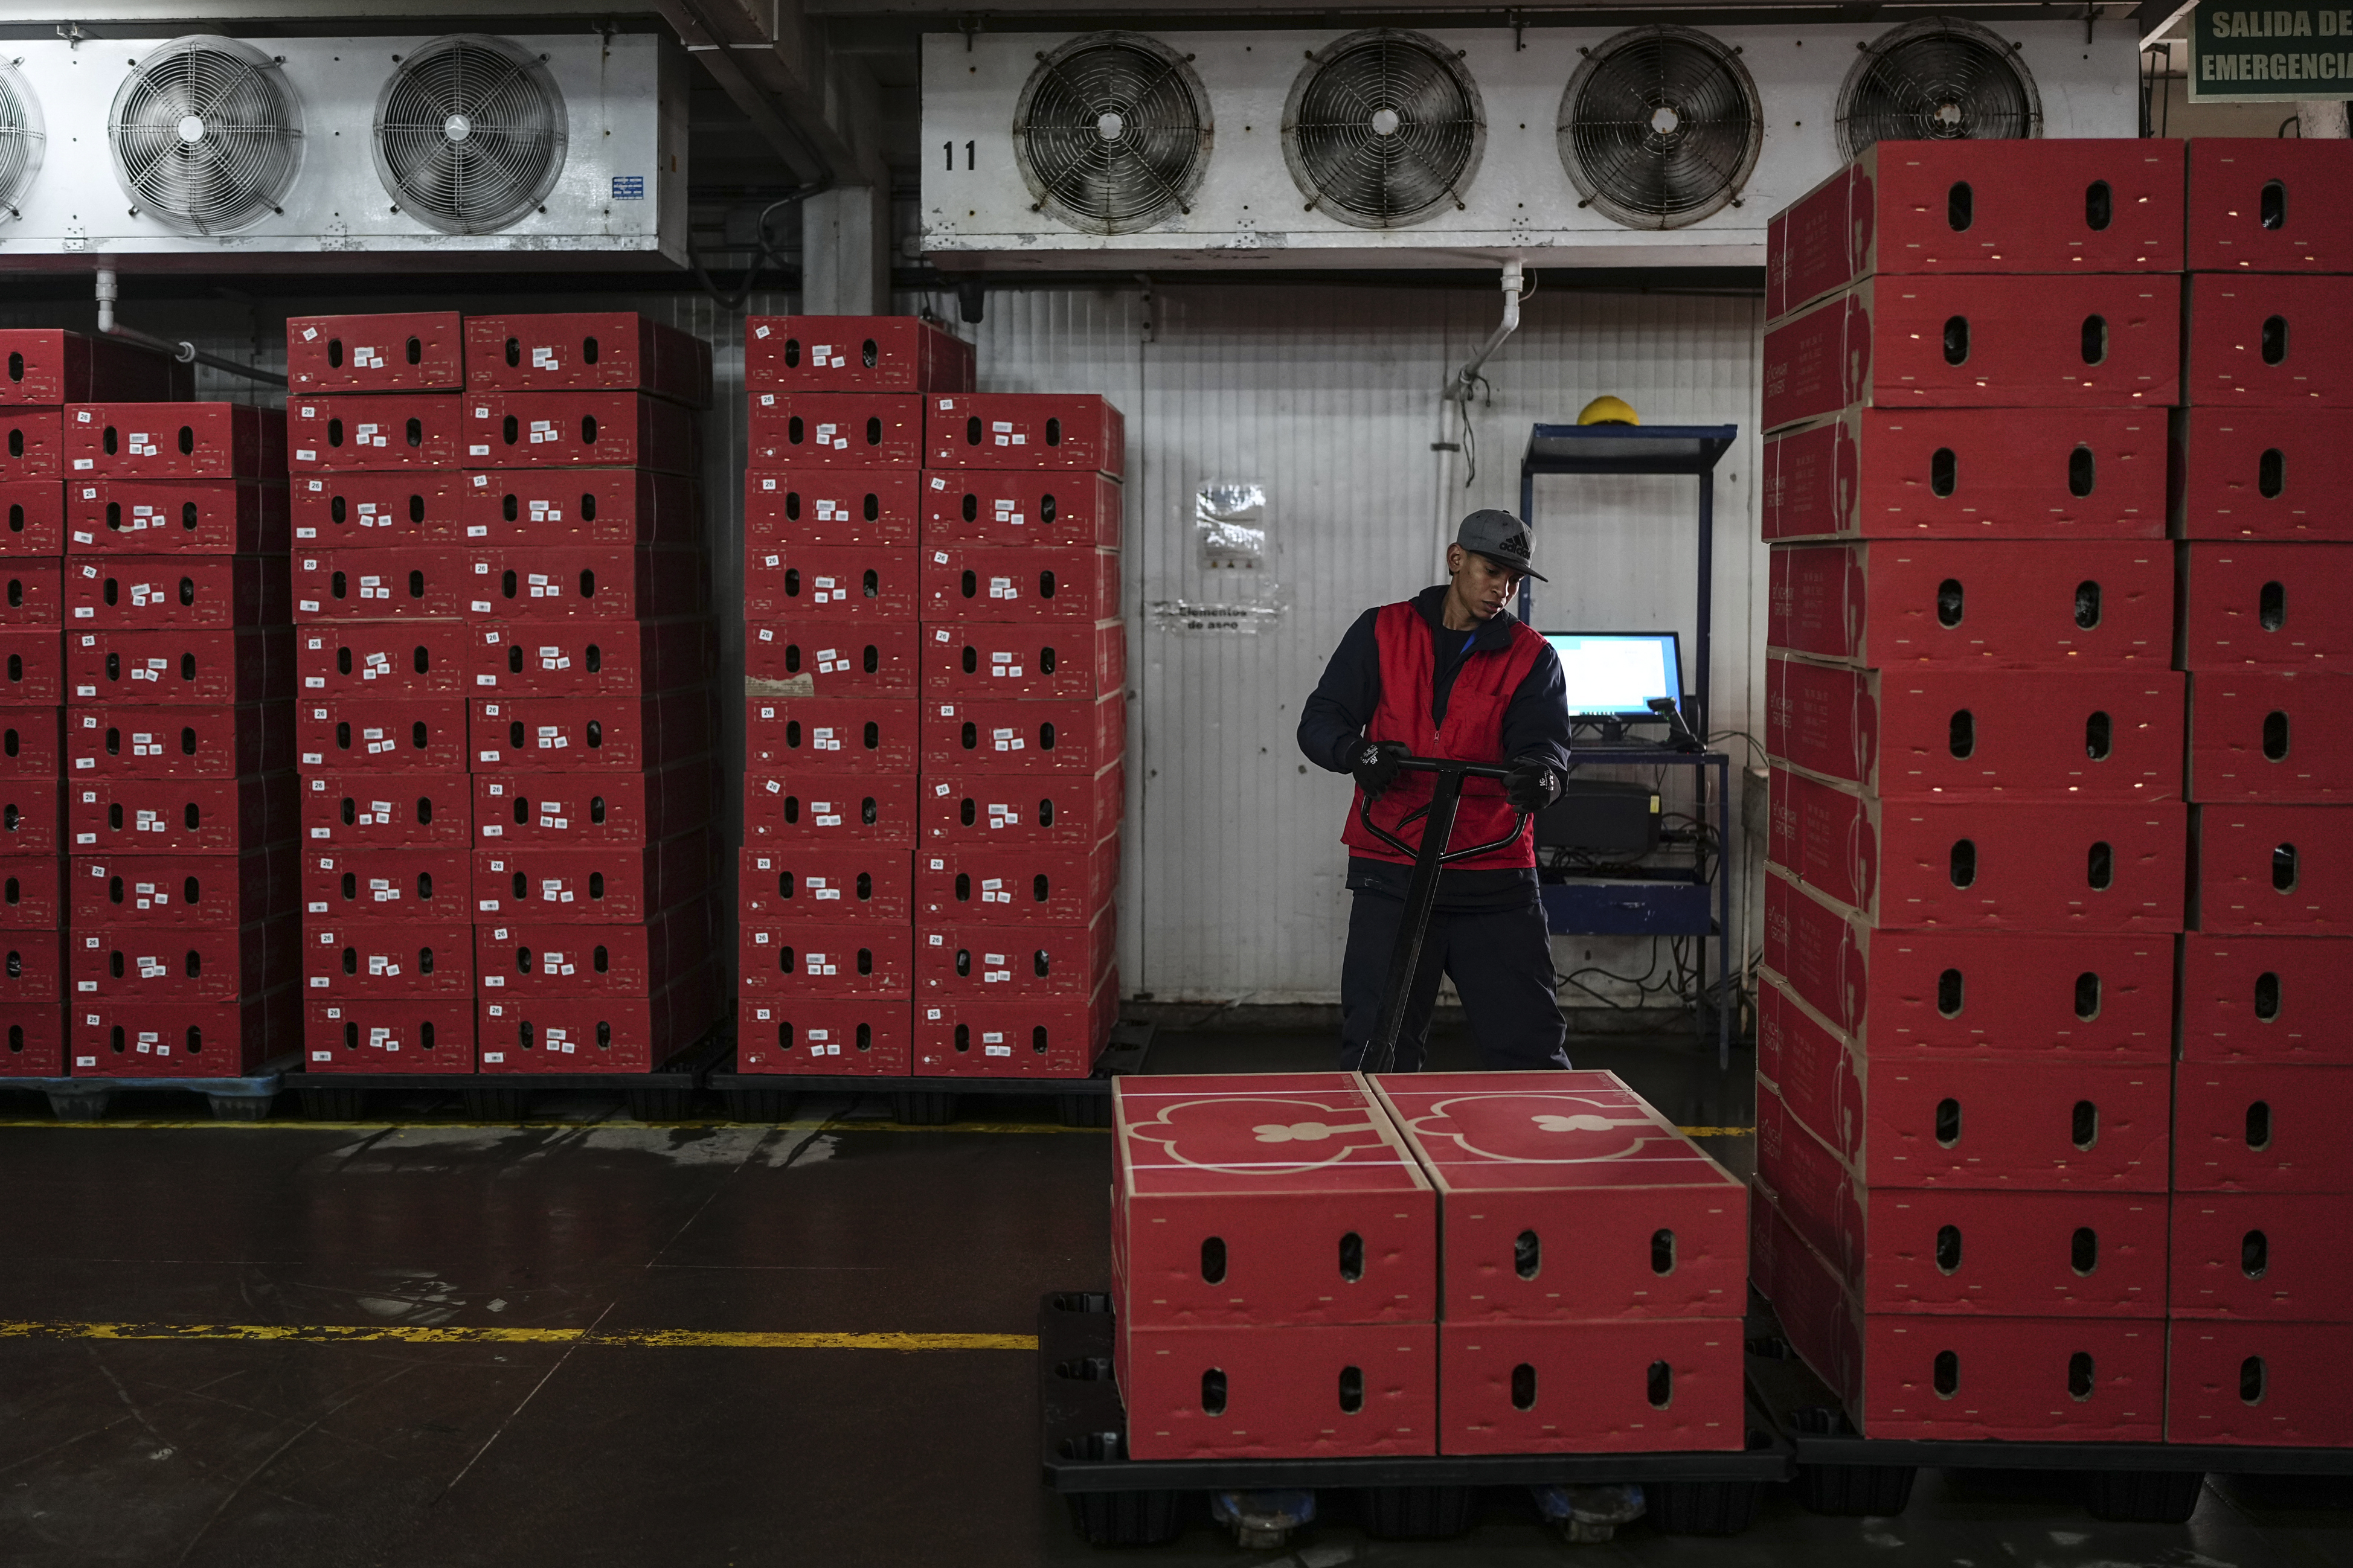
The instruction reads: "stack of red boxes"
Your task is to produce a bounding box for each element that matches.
[1750,141,2188,1439]
[66,385,295,1077]
[734,315,973,1078]
[458,312,721,1076]
[1,334,187,1077]
[289,312,479,1072]
[2168,141,2353,1447]
[1110,1070,1744,1458]
[913,385,1125,1077]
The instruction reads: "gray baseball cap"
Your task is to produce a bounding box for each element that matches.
[1456,508,1547,582]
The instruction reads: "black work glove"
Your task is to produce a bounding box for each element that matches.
[1352,740,1410,797]
[1503,757,1560,813]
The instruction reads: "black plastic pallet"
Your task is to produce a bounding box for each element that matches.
[1038,1291,1790,1546]
[0,1054,299,1122]
[287,1026,732,1121]
[1746,1311,2353,1525]
[707,1019,1155,1127]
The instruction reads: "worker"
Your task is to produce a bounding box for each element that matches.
[1297,508,1573,1073]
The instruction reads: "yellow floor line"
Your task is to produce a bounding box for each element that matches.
[0,1319,1035,1351]
[1679,1126,1754,1138]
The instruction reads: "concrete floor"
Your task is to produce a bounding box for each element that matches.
[0,1027,2347,1567]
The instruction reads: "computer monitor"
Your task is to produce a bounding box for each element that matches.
[1541,632,1684,720]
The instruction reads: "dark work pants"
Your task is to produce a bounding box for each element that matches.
[1338,891,1572,1074]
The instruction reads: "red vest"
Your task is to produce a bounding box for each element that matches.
[1340,600,1547,871]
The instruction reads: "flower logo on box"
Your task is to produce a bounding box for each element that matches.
[1124,1096,1396,1174]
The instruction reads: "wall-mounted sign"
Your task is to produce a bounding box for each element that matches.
[2189,2,2353,100]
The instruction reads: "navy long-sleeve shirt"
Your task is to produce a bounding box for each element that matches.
[1298,584,1572,909]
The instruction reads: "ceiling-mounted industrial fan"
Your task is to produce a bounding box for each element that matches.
[1837,16,2042,161]
[374,34,568,235]
[0,60,44,219]
[1283,28,1485,229]
[1013,31,1212,236]
[109,36,303,235]
[1558,25,1762,230]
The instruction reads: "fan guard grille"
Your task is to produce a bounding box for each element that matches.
[374,34,568,236]
[0,61,45,216]
[109,36,303,236]
[1013,32,1211,237]
[1837,17,2042,161]
[1558,26,1761,231]
[1283,29,1485,230]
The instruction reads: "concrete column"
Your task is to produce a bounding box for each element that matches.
[801,186,891,315]
[2296,101,2349,136]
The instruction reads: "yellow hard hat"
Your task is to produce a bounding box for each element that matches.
[1578,395,1640,426]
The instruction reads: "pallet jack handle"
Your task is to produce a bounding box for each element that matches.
[1356,757,1530,1077]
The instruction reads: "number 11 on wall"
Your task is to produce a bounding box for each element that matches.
[944,141,975,170]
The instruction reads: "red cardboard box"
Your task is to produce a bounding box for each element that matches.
[71,627,291,708]
[743,543,919,620]
[0,705,63,778]
[1117,1320,1435,1460]
[1762,276,2183,434]
[739,919,912,996]
[2189,670,2353,802]
[1765,657,2185,799]
[2186,274,2353,408]
[913,971,1118,1077]
[0,780,62,860]
[297,696,466,773]
[69,846,296,929]
[65,555,284,631]
[744,469,920,548]
[68,702,292,779]
[301,919,472,997]
[460,467,700,547]
[303,996,473,1072]
[65,403,284,481]
[923,620,1125,700]
[69,987,294,1077]
[920,545,1120,624]
[0,927,63,1001]
[477,904,712,998]
[71,772,297,854]
[2171,1192,2353,1319]
[0,1004,65,1075]
[746,694,919,773]
[462,545,706,622]
[2178,936,2353,1063]
[470,831,715,923]
[2180,543,2353,671]
[923,393,1125,475]
[466,618,712,699]
[2175,1062,2353,1192]
[66,479,288,555]
[2166,1319,2353,1445]
[916,835,1119,923]
[297,620,468,698]
[460,391,698,474]
[468,693,710,772]
[465,313,713,407]
[290,470,463,547]
[303,845,470,923]
[0,854,65,926]
[0,411,62,481]
[744,772,917,845]
[1374,1070,1745,1323]
[286,312,464,392]
[0,627,62,703]
[1767,541,2171,668]
[745,316,974,394]
[287,393,461,472]
[1760,873,2177,1058]
[1753,1197,2164,1441]
[1769,140,2185,316]
[2195,803,2353,933]
[2186,138,2353,273]
[739,844,910,922]
[303,772,469,850]
[748,392,922,469]
[917,907,1114,999]
[736,994,911,1075]
[1439,1319,1745,1454]
[2174,408,2353,542]
[745,621,919,697]
[473,759,711,848]
[477,968,720,1074]
[0,562,59,625]
[923,761,1126,848]
[1761,406,2172,540]
[294,548,467,621]
[921,470,1125,549]
[920,694,1125,776]
[0,329,187,406]
[1111,1071,1436,1328]
[0,479,64,554]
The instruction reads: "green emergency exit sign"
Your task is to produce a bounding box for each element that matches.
[2189,2,2353,100]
